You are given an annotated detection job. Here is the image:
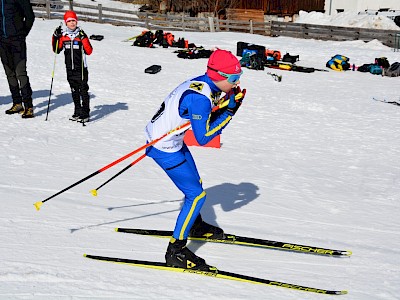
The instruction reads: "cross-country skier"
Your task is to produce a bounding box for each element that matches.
[145,49,246,270]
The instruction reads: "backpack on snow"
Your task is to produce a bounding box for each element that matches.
[368,65,382,75]
[282,53,299,64]
[326,54,350,71]
[383,62,400,77]
[375,57,390,69]
[357,64,382,75]
[133,31,155,47]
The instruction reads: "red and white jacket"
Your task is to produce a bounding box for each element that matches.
[52,27,93,71]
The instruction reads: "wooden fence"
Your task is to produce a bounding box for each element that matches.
[31,0,400,48]
[271,21,400,48]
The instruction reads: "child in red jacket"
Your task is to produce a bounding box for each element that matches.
[52,10,93,122]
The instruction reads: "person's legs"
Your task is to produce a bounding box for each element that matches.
[148,145,212,269]
[0,39,24,114]
[153,146,205,240]
[68,73,83,119]
[80,68,90,120]
[13,38,33,108]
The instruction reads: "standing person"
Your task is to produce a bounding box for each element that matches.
[52,10,93,122]
[145,49,246,271]
[0,0,35,118]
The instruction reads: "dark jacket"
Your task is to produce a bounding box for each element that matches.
[0,0,35,38]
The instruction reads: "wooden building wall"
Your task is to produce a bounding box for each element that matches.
[238,0,325,15]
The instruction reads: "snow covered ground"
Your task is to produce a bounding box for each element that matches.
[295,10,400,30]
[1,17,400,299]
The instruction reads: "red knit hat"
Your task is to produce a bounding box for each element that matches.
[206,49,241,81]
[64,10,78,23]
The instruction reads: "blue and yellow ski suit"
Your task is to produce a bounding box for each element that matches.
[145,74,234,240]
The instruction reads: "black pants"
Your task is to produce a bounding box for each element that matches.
[67,68,90,115]
[0,36,33,107]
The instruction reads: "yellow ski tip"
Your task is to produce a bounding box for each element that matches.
[34,201,43,211]
[83,254,88,257]
[90,189,98,197]
[114,228,119,232]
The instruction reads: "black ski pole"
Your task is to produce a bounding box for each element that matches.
[45,23,62,121]
[33,121,191,211]
[90,153,147,196]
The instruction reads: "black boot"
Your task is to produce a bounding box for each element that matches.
[21,107,34,119]
[5,103,24,115]
[78,112,90,123]
[189,214,224,239]
[165,238,212,271]
[70,106,82,121]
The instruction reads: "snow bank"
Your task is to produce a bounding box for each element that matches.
[295,10,400,30]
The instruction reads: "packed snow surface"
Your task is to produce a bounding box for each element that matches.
[0,16,399,300]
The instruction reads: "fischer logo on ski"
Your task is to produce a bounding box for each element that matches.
[115,227,352,257]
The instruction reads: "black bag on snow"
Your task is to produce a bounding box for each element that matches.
[145,65,161,74]
[357,64,374,72]
[248,54,264,70]
[154,30,164,45]
[282,53,299,64]
[89,35,104,41]
[236,41,265,59]
[133,31,155,47]
[375,57,390,69]
[383,62,400,77]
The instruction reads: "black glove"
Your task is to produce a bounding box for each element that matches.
[53,26,62,38]
[226,87,246,116]
[79,29,88,39]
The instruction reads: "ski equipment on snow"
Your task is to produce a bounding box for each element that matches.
[84,254,347,295]
[372,97,400,106]
[115,228,352,257]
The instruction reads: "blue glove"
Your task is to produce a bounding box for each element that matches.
[226,87,246,116]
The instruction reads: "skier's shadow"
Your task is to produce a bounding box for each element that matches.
[89,102,129,122]
[33,91,128,121]
[34,92,72,117]
[188,182,260,251]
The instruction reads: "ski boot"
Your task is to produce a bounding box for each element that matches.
[165,238,214,271]
[78,113,90,123]
[189,214,224,239]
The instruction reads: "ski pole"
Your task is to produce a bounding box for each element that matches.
[45,23,62,121]
[89,94,245,197]
[212,91,245,112]
[34,121,191,211]
[90,153,147,196]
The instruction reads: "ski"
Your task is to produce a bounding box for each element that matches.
[115,228,352,257]
[372,97,400,106]
[84,254,347,295]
